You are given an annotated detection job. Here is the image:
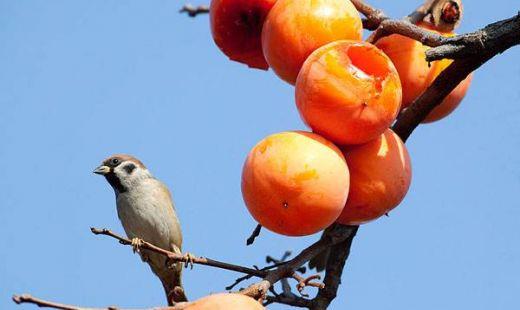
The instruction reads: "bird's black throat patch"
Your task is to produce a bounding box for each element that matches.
[104,170,127,194]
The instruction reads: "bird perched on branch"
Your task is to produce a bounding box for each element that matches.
[94,154,187,305]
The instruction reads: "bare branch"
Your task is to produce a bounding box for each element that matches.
[352,0,442,44]
[239,224,357,302]
[351,0,387,30]
[13,295,92,310]
[179,4,209,17]
[91,228,265,277]
[309,227,359,310]
[426,13,520,61]
[246,224,263,246]
[12,294,179,310]
[393,13,520,142]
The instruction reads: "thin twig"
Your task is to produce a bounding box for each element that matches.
[12,294,180,310]
[91,228,265,277]
[179,4,209,17]
[239,224,357,301]
[246,224,262,246]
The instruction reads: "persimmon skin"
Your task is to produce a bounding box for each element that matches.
[185,293,264,309]
[296,40,402,145]
[242,131,350,236]
[375,23,472,123]
[422,67,473,123]
[210,0,277,70]
[262,0,363,84]
[336,129,412,225]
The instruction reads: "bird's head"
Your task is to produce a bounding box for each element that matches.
[93,154,151,194]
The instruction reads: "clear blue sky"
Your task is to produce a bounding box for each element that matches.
[1,1,519,309]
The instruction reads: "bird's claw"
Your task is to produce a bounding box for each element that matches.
[131,238,143,254]
[183,252,196,270]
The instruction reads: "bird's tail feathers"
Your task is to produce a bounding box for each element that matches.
[158,264,187,305]
[145,251,187,306]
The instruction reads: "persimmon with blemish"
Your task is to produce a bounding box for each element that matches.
[210,0,277,70]
[296,40,402,145]
[241,131,350,236]
[337,129,412,225]
[185,293,264,309]
[375,22,472,123]
[261,0,363,84]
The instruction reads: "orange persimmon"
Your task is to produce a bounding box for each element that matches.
[185,293,264,309]
[296,40,402,145]
[210,0,277,70]
[375,22,472,123]
[241,131,350,236]
[337,129,412,225]
[261,0,362,84]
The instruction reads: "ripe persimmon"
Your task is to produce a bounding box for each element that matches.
[337,129,412,225]
[241,131,350,236]
[210,0,277,70]
[261,0,362,84]
[296,40,402,145]
[375,22,472,123]
[185,293,264,309]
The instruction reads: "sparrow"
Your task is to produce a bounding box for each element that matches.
[94,154,187,305]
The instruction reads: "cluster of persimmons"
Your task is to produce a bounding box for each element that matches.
[188,0,472,307]
[210,0,471,237]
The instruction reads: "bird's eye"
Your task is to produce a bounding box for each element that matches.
[111,158,120,165]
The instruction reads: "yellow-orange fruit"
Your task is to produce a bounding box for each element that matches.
[375,23,472,123]
[242,131,350,236]
[296,40,402,145]
[337,129,411,225]
[261,0,363,84]
[185,293,264,309]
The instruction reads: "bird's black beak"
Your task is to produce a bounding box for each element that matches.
[93,165,110,175]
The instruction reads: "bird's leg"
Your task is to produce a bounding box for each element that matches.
[182,252,196,270]
[169,245,196,270]
[131,237,143,254]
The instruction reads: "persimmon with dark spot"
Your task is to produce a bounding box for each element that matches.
[241,131,350,236]
[262,0,363,84]
[210,0,277,70]
[296,40,402,145]
[337,129,412,225]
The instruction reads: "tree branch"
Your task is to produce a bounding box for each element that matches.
[309,227,359,310]
[246,224,263,246]
[12,294,177,310]
[91,227,266,277]
[393,13,520,142]
[179,4,209,17]
[426,13,520,61]
[239,224,357,301]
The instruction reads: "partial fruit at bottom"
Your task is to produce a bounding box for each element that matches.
[185,293,264,309]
